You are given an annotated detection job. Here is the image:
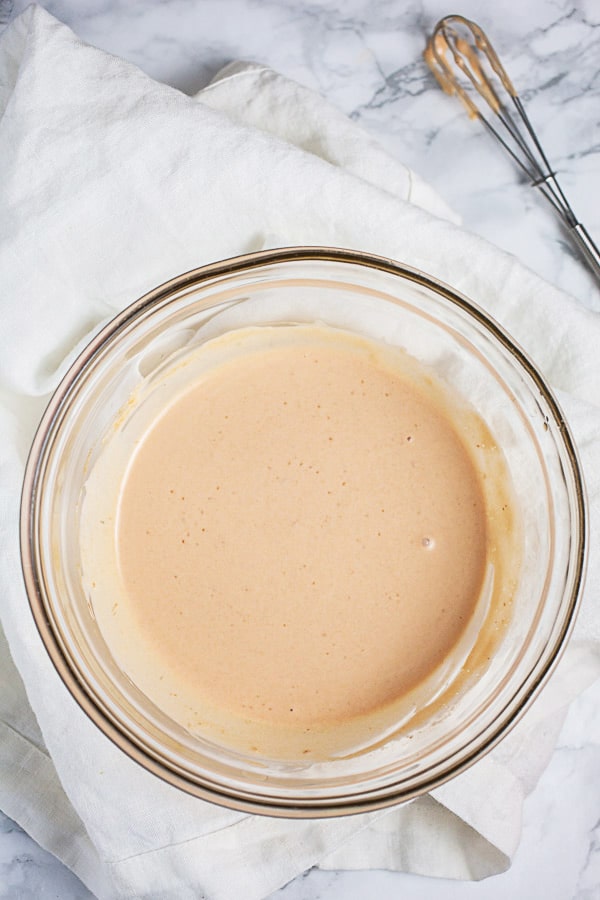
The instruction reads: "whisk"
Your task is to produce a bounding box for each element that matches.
[424,15,600,283]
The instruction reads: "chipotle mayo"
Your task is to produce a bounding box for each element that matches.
[81,324,518,759]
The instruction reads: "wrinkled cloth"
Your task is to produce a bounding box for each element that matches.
[0,7,599,899]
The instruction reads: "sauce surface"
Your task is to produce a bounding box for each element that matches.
[82,325,512,758]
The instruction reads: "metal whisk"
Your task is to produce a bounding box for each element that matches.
[424,14,600,283]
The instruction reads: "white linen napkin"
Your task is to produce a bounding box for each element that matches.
[1,6,599,899]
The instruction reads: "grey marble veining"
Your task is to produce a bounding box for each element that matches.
[1,0,599,897]
[0,813,92,898]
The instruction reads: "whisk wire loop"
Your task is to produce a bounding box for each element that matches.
[424,15,600,282]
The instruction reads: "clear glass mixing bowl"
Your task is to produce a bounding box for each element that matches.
[20,247,586,816]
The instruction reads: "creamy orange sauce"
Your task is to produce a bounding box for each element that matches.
[81,325,517,759]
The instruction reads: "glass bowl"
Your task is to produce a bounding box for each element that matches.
[20,247,586,816]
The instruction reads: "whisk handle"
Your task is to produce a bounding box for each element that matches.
[569,223,600,285]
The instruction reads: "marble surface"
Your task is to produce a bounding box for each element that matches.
[1,0,599,897]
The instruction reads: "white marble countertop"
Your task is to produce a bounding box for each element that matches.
[1,0,599,897]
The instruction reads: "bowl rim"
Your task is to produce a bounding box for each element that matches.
[19,245,587,817]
